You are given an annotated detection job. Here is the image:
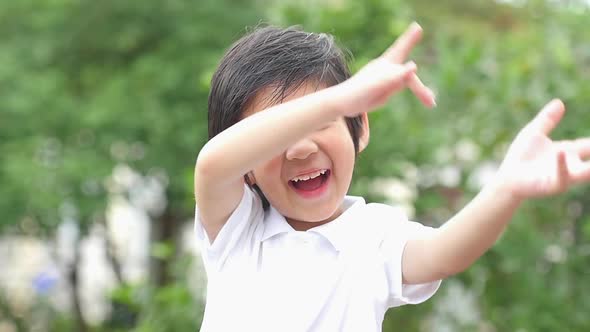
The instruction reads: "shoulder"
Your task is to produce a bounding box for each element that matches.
[348,199,409,230]
[334,198,407,245]
[347,199,432,244]
[195,184,266,253]
[363,202,408,222]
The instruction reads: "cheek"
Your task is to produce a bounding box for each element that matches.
[325,127,356,179]
[254,155,283,188]
[263,155,282,174]
[326,125,356,158]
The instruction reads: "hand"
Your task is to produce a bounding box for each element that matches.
[335,22,436,117]
[497,99,590,199]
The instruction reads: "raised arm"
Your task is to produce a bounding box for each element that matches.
[195,23,437,242]
[402,99,590,284]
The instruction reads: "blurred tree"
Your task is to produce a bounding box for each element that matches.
[0,0,262,330]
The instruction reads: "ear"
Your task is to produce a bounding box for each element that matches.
[358,112,370,153]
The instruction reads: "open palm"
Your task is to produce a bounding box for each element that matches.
[498,99,590,198]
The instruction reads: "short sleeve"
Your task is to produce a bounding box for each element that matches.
[194,184,264,272]
[378,209,441,308]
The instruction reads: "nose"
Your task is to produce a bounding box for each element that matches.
[285,138,318,160]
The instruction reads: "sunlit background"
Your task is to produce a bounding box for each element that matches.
[1,0,590,331]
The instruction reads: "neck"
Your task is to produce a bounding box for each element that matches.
[286,204,344,231]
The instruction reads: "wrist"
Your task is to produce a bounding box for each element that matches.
[318,85,351,118]
[322,81,373,118]
[483,174,525,207]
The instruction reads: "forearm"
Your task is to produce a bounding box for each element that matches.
[196,87,341,184]
[432,182,522,275]
[404,180,523,283]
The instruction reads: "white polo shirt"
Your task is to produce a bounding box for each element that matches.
[195,185,440,332]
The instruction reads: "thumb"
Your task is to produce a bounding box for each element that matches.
[528,99,566,135]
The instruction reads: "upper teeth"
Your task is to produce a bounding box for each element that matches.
[291,169,327,182]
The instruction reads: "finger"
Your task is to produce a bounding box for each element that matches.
[403,61,417,74]
[376,61,417,91]
[575,138,590,159]
[382,22,423,63]
[556,150,569,190]
[529,99,566,135]
[557,138,590,159]
[370,62,417,105]
[406,73,436,108]
[569,160,590,184]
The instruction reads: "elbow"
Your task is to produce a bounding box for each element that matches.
[195,147,219,187]
[194,145,240,191]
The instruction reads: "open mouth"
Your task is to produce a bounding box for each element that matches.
[288,169,331,198]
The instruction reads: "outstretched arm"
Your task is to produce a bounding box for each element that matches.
[403,99,590,284]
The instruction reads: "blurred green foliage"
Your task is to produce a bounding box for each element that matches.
[105,254,203,332]
[1,0,590,331]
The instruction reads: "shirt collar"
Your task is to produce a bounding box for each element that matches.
[261,196,366,252]
[261,206,295,241]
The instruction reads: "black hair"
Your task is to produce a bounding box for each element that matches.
[208,25,364,210]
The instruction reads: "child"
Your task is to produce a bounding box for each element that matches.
[194,23,590,331]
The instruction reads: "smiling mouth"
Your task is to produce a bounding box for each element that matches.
[289,169,331,192]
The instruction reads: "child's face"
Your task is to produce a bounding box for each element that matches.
[244,83,369,228]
